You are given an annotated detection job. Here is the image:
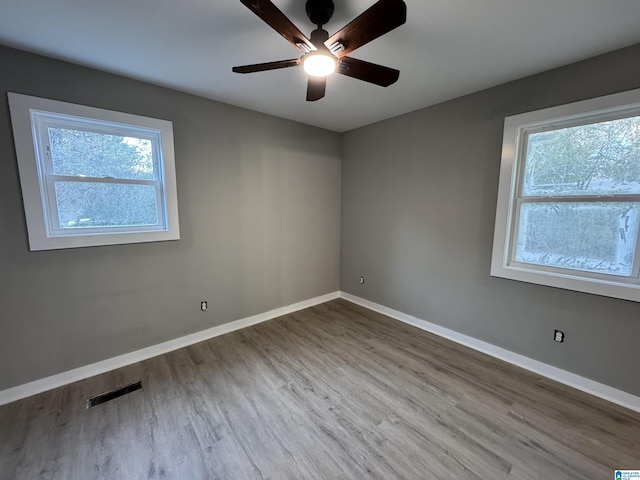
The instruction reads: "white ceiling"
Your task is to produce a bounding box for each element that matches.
[1,0,640,132]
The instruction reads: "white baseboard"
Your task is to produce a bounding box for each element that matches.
[339,291,640,414]
[5,289,639,414]
[0,291,340,406]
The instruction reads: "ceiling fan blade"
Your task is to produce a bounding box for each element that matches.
[239,0,315,52]
[337,57,399,87]
[306,76,326,101]
[233,59,300,74]
[325,0,407,57]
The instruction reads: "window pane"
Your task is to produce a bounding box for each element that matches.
[54,182,159,229]
[49,128,154,180]
[515,202,640,276]
[522,116,640,196]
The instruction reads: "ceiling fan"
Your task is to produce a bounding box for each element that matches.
[232,0,407,101]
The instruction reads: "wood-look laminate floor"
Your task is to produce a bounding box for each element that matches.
[1,299,639,479]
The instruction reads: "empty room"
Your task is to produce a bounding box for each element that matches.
[1,0,640,478]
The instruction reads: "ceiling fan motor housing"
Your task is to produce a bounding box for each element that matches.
[310,28,330,45]
[306,0,334,26]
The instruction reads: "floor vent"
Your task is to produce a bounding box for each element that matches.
[86,380,142,408]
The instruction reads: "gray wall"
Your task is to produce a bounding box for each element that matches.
[0,46,341,390]
[3,41,640,398]
[341,44,640,397]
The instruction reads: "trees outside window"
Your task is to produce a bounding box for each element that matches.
[516,116,640,276]
[8,93,180,251]
[491,88,640,302]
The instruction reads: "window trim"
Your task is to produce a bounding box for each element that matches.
[8,92,180,250]
[491,87,640,302]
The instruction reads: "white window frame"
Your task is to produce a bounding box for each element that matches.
[8,93,180,250]
[491,87,640,302]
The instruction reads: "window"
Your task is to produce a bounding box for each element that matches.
[491,88,640,302]
[8,93,180,250]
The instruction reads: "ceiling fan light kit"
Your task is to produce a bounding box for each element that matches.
[303,52,336,77]
[233,0,407,101]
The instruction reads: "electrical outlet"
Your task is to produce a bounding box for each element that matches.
[200,301,208,312]
[554,329,564,343]
[359,276,365,284]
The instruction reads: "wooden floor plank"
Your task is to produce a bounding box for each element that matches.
[1,299,638,479]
